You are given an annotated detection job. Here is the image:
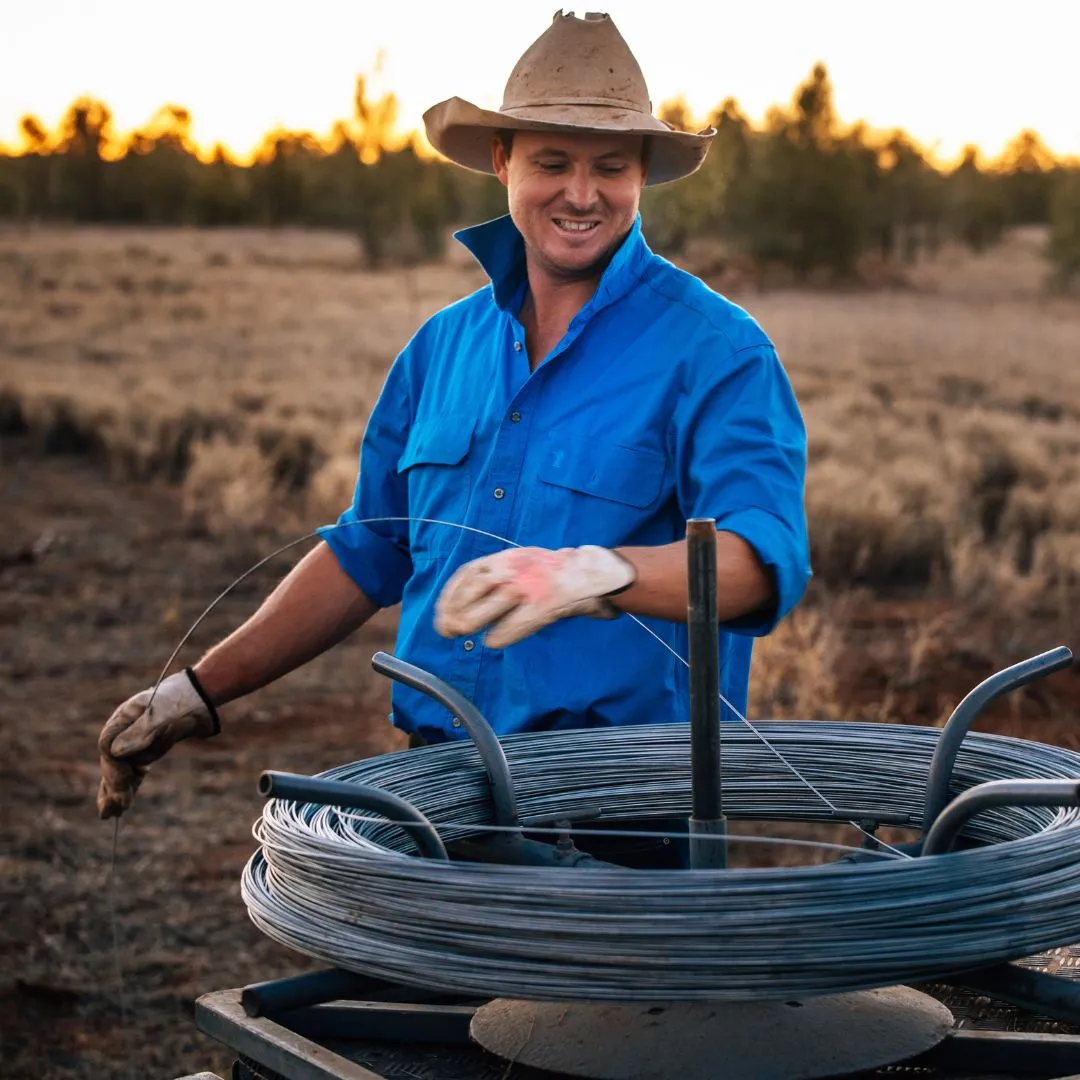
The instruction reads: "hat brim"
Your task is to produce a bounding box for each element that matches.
[423,97,714,186]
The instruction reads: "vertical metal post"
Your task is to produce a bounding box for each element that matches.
[686,518,727,870]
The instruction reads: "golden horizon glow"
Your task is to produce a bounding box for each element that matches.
[2,1,1078,170]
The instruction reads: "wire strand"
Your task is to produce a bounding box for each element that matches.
[145,515,902,854]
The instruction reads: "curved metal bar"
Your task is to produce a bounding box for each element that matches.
[922,778,1080,856]
[371,651,520,828]
[259,770,449,861]
[922,647,1073,832]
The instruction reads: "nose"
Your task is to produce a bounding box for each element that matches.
[563,165,599,212]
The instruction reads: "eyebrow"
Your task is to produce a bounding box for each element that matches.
[527,148,634,161]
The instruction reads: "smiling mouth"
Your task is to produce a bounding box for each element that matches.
[553,219,599,234]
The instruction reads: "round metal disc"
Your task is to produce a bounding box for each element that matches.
[470,987,953,1080]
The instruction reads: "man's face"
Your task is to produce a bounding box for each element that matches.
[492,130,647,281]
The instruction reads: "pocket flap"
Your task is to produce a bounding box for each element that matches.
[397,417,474,472]
[538,438,665,508]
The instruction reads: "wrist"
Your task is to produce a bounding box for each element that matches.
[598,548,637,608]
[184,667,222,735]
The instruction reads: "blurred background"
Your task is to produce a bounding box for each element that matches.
[2,2,1079,1077]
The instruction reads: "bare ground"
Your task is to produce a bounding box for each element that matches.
[1,447,403,1080]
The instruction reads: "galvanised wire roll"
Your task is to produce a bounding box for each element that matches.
[241,721,1080,1002]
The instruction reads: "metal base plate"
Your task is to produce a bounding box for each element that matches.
[470,987,954,1080]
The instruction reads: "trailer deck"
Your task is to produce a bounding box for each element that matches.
[196,962,1080,1080]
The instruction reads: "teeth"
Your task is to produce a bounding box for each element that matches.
[554,219,598,232]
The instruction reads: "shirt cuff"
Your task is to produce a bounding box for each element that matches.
[317,510,412,610]
[714,506,812,636]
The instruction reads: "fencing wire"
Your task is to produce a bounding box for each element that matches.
[244,721,1080,1002]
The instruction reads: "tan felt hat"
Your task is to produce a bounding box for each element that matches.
[423,10,715,186]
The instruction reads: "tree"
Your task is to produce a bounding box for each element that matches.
[19,115,48,152]
[250,130,315,226]
[741,64,867,279]
[1048,169,1080,289]
[193,146,250,225]
[946,147,1006,252]
[111,105,199,222]
[54,98,112,220]
[15,115,52,217]
[996,130,1055,225]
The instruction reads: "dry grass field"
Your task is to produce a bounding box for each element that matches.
[3,222,1080,1078]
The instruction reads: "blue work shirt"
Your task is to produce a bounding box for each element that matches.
[321,214,810,742]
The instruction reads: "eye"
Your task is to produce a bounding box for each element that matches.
[598,164,628,177]
[538,161,566,173]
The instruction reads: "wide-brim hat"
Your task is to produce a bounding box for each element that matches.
[423,10,715,187]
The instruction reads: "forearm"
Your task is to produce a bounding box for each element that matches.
[611,532,775,623]
[193,542,379,705]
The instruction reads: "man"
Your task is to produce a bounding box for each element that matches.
[97,11,810,819]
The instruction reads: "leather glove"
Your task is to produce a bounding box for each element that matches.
[96,668,220,819]
[434,546,635,649]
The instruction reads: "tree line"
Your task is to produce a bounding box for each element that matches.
[2,66,1078,284]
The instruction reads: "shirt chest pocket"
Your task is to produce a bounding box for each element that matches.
[533,438,668,545]
[397,416,475,555]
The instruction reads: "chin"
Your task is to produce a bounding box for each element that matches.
[541,235,610,274]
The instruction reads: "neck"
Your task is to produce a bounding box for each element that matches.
[525,260,601,332]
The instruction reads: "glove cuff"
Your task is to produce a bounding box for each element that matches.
[184,667,221,736]
[599,549,637,597]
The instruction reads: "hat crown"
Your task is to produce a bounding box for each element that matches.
[501,10,652,115]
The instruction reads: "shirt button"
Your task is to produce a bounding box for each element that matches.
[513,341,523,352]
[493,487,505,499]
[510,411,522,423]
[452,717,462,728]
[463,640,475,652]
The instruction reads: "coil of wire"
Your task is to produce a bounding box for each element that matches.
[241,721,1080,1001]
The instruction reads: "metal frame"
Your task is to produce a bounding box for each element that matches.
[197,979,1080,1080]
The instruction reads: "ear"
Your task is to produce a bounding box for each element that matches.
[491,135,510,187]
[640,135,653,185]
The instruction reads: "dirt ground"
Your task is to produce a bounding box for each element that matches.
[1,446,405,1080]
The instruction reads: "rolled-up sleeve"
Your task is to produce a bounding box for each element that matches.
[675,339,811,635]
[317,355,414,609]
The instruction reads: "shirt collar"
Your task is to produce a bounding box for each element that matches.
[453,214,651,314]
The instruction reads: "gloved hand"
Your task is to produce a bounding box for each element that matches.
[96,669,220,819]
[434,546,635,648]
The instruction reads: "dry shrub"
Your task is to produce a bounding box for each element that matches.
[307,450,361,521]
[748,603,844,720]
[181,437,276,534]
[807,458,949,590]
[20,393,109,456]
[0,387,27,434]
[104,406,241,483]
[1028,533,1080,623]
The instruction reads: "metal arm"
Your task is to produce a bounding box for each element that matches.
[259,770,449,861]
[371,651,520,828]
[922,647,1072,833]
[922,778,1080,856]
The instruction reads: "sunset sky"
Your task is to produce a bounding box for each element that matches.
[2,0,1077,165]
